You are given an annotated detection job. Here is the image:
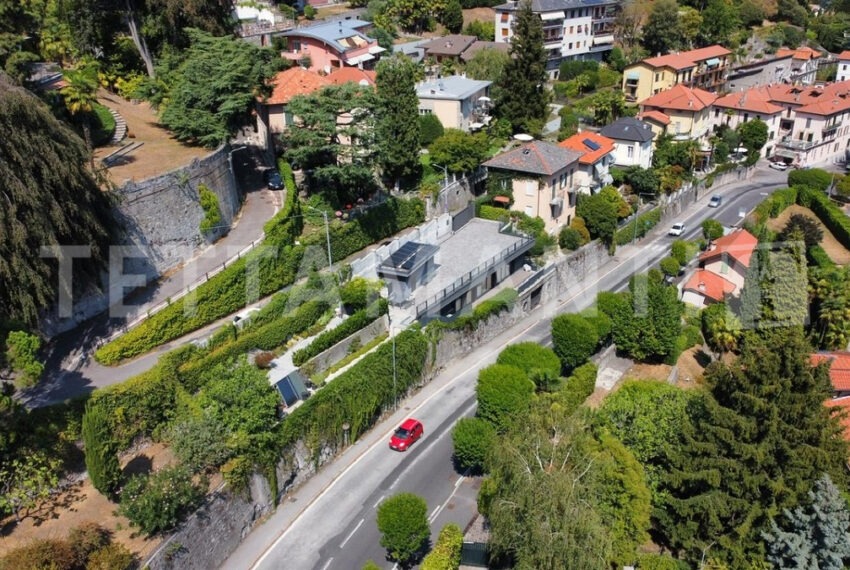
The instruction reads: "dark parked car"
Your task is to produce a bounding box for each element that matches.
[389,418,424,452]
[263,169,284,190]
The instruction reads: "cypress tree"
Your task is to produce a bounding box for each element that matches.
[375,54,421,190]
[82,402,121,499]
[495,0,550,135]
[656,328,848,565]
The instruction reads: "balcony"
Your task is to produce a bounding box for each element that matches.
[778,136,817,151]
[823,124,839,138]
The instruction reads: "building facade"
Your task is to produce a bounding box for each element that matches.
[837,51,850,82]
[638,84,717,142]
[558,131,616,193]
[726,54,795,91]
[494,0,620,78]
[599,117,656,168]
[775,47,823,85]
[416,76,493,131]
[278,19,385,74]
[623,45,732,103]
[483,141,583,234]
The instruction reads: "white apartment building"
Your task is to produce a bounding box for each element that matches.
[494,0,620,78]
[838,51,850,83]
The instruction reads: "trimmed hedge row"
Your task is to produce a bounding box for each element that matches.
[788,168,833,192]
[753,187,797,224]
[280,328,429,454]
[301,198,425,264]
[808,245,835,269]
[431,288,518,331]
[292,299,388,366]
[477,204,510,222]
[797,186,850,251]
[96,163,304,365]
[559,362,598,414]
[614,208,662,246]
[179,299,329,379]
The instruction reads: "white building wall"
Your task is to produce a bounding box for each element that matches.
[838,59,850,82]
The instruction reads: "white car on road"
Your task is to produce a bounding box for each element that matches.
[769,161,788,171]
[668,223,685,236]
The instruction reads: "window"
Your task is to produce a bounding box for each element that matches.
[627,145,634,158]
[720,261,729,275]
[525,180,535,196]
[568,42,573,49]
[501,13,509,22]
[655,72,660,82]
[806,117,812,128]
[714,109,720,118]
[559,173,566,188]
[501,28,508,37]
[569,26,573,33]
[743,113,749,122]
[769,131,774,140]
[524,204,534,216]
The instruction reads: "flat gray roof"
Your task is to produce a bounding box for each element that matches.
[281,19,373,53]
[412,218,529,307]
[416,75,491,101]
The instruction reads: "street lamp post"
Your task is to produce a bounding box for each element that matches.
[431,162,449,187]
[632,193,657,244]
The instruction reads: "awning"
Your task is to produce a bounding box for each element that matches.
[493,195,510,204]
[368,45,386,55]
[592,34,614,46]
[626,71,640,80]
[346,53,375,66]
[541,11,565,20]
[706,57,720,67]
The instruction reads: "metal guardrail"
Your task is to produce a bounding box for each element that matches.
[517,264,554,294]
[415,237,534,317]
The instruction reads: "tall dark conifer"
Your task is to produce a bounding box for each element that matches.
[656,328,848,565]
[82,402,121,498]
[375,54,421,190]
[495,0,550,135]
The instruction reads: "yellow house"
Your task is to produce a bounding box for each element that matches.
[416,75,492,132]
[623,45,732,103]
[483,141,583,235]
[638,84,717,142]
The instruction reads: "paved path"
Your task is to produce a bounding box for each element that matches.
[20,147,280,407]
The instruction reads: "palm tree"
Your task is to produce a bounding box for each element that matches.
[61,63,100,170]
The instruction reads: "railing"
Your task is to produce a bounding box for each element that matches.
[239,19,295,38]
[517,264,554,294]
[415,237,534,317]
[823,125,839,138]
[778,137,818,151]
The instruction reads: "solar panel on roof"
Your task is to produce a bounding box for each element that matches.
[388,242,422,269]
[583,138,601,151]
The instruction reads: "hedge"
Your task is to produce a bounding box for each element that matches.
[614,208,661,246]
[432,288,518,331]
[179,299,329,381]
[808,245,835,269]
[280,328,429,455]
[96,164,304,365]
[292,299,389,366]
[477,204,510,222]
[753,187,797,223]
[421,523,464,570]
[797,186,850,251]
[788,168,833,192]
[558,362,598,414]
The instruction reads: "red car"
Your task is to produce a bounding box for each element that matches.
[389,418,424,451]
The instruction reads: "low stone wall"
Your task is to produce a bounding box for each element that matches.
[661,165,754,219]
[304,315,389,376]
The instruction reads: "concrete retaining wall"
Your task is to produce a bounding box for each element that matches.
[304,315,389,375]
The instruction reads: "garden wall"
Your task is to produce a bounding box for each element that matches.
[661,165,754,219]
[304,315,389,375]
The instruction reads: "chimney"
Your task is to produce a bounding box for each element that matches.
[698,282,706,291]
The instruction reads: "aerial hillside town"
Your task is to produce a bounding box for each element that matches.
[3,0,850,569]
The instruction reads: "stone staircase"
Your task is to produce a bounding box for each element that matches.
[108,107,127,145]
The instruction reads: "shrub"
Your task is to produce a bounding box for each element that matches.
[779,213,823,248]
[68,522,110,567]
[5,330,43,387]
[571,217,590,243]
[339,277,377,311]
[670,240,689,266]
[477,203,510,222]
[476,364,535,431]
[86,543,135,570]
[635,553,691,570]
[496,342,561,379]
[559,226,582,250]
[198,184,222,234]
[451,417,497,473]
[551,313,598,373]
[376,493,430,565]
[421,523,464,570]
[808,245,835,268]
[702,219,724,241]
[292,299,388,366]
[168,412,232,473]
[659,256,681,277]
[614,207,661,245]
[788,168,833,192]
[0,538,75,570]
[119,466,205,536]
[558,362,598,413]
[82,402,121,498]
[254,351,275,369]
[797,187,850,250]
[581,308,612,345]
[436,288,518,331]
[419,113,444,146]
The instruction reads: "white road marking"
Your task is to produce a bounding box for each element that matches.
[320,558,333,570]
[339,519,364,549]
[373,495,385,509]
[430,475,467,523]
[429,506,440,521]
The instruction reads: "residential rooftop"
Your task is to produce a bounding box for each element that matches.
[280,19,374,54]
[416,75,491,101]
[639,83,717,112]
[558,131,616,165]
[600,117,656,143]
[699,228,758,268]
[641,45,732,71]
[484,140,583,177]
[264,67,330,105]
[420,34,477,57]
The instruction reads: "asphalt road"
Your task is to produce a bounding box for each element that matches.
[233,165,787,570]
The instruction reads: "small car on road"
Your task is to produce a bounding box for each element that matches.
[708,195,722,208]
[668,222,685,236]
[263,169,284,190]
[769,161,788,171]
[390,418,424,452]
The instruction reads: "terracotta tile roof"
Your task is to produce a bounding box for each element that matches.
[483,140,583,177]
[824,396,850,441]
[642,45,732,70]
[713,89,784,115]
[264,67,330,105]
[420,34,477,57]
[639,84,717,112]
[327,67,376,86]
[639,110,671,125]
[840,51,850,61]
[797,94,850,116]
[737,80,850,116]
[699,228,758,267]
[683,269,737,302]
[558,131,616,165]
[776,46,822,61]
[812,352,850,392]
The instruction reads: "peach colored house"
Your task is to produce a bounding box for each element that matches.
[416,75,492,132]
[622,45,732,103]
[256,67,330,151]
[278,19,385,74]
[682,229,758,308]
[638,83,717,142]
[483,141,583,235]
[558,131,616,194]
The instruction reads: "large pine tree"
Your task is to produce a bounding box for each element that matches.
[495,0,550,135]
[375,54,421,190]
[0,72,113,325]
[655,328,848,565]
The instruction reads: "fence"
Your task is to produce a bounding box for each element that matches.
[415,237,533,317]
[460,542,489,567]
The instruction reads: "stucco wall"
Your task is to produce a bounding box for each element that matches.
[304,315,389,375]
